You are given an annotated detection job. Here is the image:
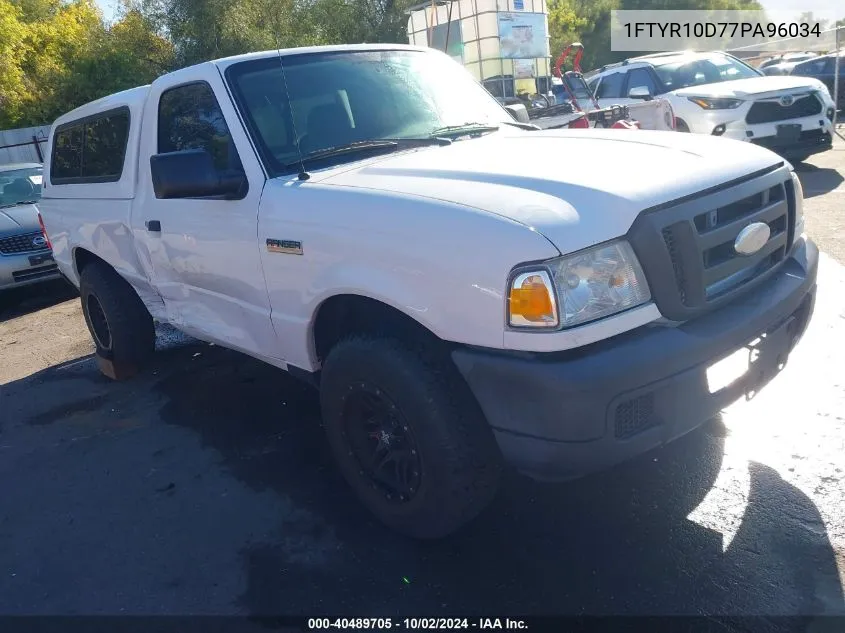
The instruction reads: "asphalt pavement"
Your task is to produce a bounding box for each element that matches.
[1,139,843,620]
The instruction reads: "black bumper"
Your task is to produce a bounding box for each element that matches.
[751,130,833,159]
[452,238,818,481]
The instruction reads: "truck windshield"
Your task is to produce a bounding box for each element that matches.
[226,49,513,174]
[0,166,43,207]
[652,53,761,91]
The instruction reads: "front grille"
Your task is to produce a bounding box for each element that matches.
[12,264,58,283]
[0,231,47,255]
[628,166,794,322]
[746,94,822,124]
[615,393,657,439]
[662,226,688,305]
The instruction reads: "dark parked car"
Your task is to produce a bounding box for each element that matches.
[760,52,818,76]
[791,52,845,111]
[0,162,62,297]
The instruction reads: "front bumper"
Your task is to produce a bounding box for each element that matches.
[452,238,818,481]
[686,101,834,158]
[0,249,61,291]
[750,129,833,159]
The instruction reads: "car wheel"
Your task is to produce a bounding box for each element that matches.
[320,336,502,539]
[80,261,155,379]
[676,119,691,132]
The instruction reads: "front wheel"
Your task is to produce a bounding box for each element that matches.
[320,337,502,539]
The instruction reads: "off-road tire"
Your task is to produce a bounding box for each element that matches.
[80,261,155,379]
[320,336,502,539]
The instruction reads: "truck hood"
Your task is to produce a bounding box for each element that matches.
[0,203,40,237]
[315,129,785,255]
[672,75,825,99]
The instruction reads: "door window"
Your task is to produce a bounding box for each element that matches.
[595,72,624,99]
[626,67,660,96]
[158,82,242,172]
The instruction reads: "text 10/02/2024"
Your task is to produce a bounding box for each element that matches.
[307,618,528,630]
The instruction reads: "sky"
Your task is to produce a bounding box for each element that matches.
[97,0,117,23]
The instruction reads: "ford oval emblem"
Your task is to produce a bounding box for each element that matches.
[32,235,47,248]
[734,222,770,256]
[779,95,794,107]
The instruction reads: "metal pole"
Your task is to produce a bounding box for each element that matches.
[32,135,43,162]
[444,0,453,55]
[429,0,437,49]
[834,25,842,139]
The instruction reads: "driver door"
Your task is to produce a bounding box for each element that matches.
[131,67,280,362]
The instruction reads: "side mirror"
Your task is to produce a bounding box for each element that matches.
[504,103,530,123]
[150,149,247,200]
[628,86,653,101]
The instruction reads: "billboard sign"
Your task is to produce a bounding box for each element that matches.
[498,12,548,59]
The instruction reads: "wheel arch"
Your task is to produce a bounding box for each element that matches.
[72,246,165,320]
[311,293,447,367]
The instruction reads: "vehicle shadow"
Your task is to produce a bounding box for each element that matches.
[794,164,844,198]
[0,278,78,322]
[148,344,845,620]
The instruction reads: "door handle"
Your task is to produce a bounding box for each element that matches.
[145,220,161,232]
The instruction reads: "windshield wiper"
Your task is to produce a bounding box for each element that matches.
[285,138,451,170]
[429,123,500,137]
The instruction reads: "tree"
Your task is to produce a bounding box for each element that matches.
[0,0,174,128]
[47,8,175,114]
[0,0,102,127]
[0,1,29,126]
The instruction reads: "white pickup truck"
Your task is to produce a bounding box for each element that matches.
[40,44,818,539]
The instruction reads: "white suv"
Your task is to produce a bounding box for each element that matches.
[586,51,836,162]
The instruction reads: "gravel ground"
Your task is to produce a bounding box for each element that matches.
[0,139,843,620]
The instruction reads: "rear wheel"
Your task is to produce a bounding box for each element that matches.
[320,336,502,539]
[80,261,155,379]
[676,119,690,133]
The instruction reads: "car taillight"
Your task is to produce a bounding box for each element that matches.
[37,211,52,249]
[568,115,589,129]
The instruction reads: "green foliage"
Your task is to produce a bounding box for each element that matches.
[0,0,173,128]
[548,0,619,70]
[0,0,29,126]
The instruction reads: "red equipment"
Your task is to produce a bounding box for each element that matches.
[553,42,599,112]
[611,119,641,130]
[551,42,636,129]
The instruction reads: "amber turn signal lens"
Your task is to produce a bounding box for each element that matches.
[509,272,557,327]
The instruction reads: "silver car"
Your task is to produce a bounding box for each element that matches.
[0,163,62,293]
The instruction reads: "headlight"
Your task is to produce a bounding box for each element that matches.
[687,97,743,109]
[507,240,651,329]
[791,171,805,236]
